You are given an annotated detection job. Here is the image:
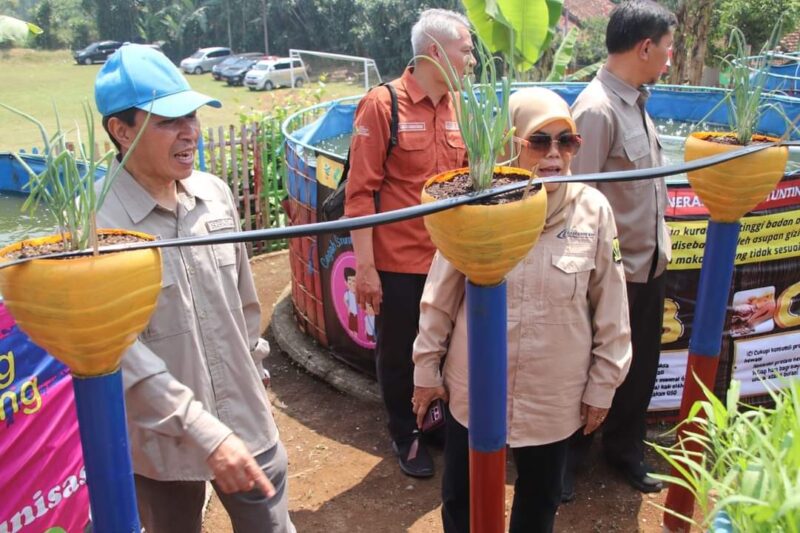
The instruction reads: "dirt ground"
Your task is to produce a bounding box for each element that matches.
[203,251,694,533]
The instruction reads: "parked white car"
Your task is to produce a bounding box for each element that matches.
[244,58,308,91]
[180,47,233,74]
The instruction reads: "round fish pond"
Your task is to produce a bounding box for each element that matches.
[282,82,800,417]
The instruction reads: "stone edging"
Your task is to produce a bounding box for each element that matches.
[268,285,381,404]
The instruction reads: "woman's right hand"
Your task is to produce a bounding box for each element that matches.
[581,403,609,435]
[412,385,449,429]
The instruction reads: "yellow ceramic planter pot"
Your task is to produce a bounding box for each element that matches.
[421,166,547,286]
[685,132,788,222]
[0,230,162,376]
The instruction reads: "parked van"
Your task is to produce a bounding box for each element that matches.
[180,47,233,74]
[244,58,308,91]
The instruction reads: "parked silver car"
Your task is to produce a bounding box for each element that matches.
[244,58,308,91]
[180,47,233,74]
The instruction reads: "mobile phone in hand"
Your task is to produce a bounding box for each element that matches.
[421,398,446,433]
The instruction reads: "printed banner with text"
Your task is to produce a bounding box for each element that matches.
[0,303,88,533]
[649,174,800,412]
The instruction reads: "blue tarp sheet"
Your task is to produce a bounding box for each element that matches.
[288,83,800,161]
[0,153,105,194]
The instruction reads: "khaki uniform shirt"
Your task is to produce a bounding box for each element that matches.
[571,66,671,283]
[96,162,277,481]
[413,184,632,446]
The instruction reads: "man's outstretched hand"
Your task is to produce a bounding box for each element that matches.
[207,434,276,497]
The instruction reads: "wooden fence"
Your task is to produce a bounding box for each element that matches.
[202,121,288,256]
[54,120,289,257]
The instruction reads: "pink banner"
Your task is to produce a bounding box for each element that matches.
[0,303,88,533]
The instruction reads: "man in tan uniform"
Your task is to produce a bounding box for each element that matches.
[566,0,676,496]
[95,44,294,532]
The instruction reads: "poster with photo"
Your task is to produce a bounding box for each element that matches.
[655,174,800,411]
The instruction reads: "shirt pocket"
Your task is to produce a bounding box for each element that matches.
[141,258,191,342]
[213,243,243,311]
[445,130,467,169]
[394,131,432,177]
[547,254,595,306]
[623,131,650,163]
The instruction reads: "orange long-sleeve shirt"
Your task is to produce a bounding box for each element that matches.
[344,68,467,274]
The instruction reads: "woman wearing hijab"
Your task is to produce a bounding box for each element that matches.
[411,88,632,533]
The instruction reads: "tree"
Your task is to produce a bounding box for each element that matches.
[93,0,137,42]
[668,0,714,85]
[573,16,606,68]
[32,0,57,48]
[719,0,800,49]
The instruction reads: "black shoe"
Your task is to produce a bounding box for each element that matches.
[392,434,434,478]
[611,461,663,493]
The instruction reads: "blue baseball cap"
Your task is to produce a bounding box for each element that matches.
[95,43,221,117]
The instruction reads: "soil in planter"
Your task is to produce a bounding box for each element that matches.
[4,233,147,260]
[426,172,542,205]
[697,133,775,146]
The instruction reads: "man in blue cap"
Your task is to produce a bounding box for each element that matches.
[94,43,295,533]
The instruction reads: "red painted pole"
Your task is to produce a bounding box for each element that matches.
[662,221,739,532]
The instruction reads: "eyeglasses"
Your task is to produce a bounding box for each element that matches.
[516,132,582,155]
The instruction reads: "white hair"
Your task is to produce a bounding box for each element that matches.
[411,9,471,57]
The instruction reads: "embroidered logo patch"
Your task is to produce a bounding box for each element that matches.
[445,121,459,131]
[612,237,622,263]
[206,217,236,232]
[354,125,370,137]
[557,228,595,240]
[398,122,426,132]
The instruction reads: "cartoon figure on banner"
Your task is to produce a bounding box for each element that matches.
[344,267,358,333]
[330,252,376,349]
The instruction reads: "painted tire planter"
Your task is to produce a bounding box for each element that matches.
[0,229,162,376]
[684,132,788,222]
[420,166,548,287]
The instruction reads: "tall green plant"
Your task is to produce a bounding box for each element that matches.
[701,20,797,145]
[418,33,512,192]
[462,0,562,73]
[0,102,148,251]
[650,378,800,532]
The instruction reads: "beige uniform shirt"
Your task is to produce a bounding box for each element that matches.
[571,66,671,283]
[97,162,277,481]
[413,184,632,446]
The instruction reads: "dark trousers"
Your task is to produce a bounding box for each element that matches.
[442,411,568,533]
[602,273,667,466]
[375,270,427,443]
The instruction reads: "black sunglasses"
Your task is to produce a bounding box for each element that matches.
[517,132,582,155]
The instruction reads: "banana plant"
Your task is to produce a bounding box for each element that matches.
[546,26,578,81]
[461,0,563,74]
[0,15,42,44]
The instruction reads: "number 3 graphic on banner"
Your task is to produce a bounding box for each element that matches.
[662,298,684,344]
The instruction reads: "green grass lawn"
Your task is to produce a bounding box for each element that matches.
[0,48,366,152]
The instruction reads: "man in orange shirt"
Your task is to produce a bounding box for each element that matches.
[345,8,473,477]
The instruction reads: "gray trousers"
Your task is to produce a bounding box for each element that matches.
[134,441,295,533]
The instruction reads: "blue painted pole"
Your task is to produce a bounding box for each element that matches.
[466,280,507,533]
[664,221,740,533]
[72,370,140,532]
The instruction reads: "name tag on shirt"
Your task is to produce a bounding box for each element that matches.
[206,217,236,232]
[398,122,426,132]
[445,121,459,131]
